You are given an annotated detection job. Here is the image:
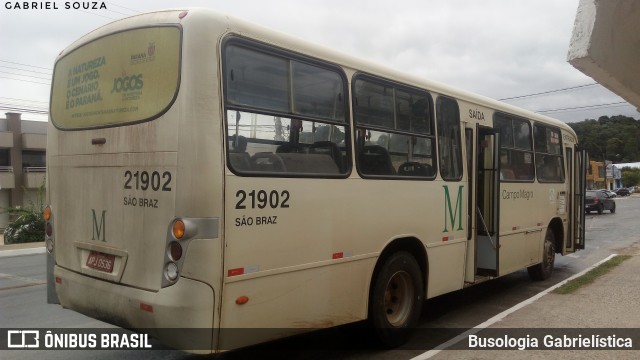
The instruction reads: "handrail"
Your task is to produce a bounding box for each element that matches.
[0,166,14,173]
[24,166,46,173]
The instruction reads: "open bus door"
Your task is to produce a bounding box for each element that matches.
[475,127,500,277]
[563,146,587,254]
[574,147,587,250]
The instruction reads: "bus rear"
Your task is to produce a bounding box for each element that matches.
[46,10,225,352]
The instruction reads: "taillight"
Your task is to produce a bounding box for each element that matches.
[172,219,185,239]
[44,206,54,253]
[168,241,183,261]
[594,198,599,203]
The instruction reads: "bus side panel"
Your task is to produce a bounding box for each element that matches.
[425,242,467,298]
[218,259,374,349]
[498,182,566,276]
[220,176,468,335]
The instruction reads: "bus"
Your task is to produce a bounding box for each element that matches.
[45,8,587,353]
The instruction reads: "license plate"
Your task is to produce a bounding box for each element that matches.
[86,251,115,273]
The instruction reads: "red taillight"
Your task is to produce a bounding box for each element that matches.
[594,198,599,203]
[45,223,53,237]
[169,241,183,261]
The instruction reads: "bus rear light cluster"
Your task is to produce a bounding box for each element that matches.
[163,218,197,285]
[44,206,54,254]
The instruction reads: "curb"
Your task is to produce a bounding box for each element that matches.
[410,254,620,360]
[0,244,46,258]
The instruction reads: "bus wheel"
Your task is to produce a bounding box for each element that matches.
[527,228,555,281]
[369,251,423,348]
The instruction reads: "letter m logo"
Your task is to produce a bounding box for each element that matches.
[443,185,464,232]
[91,209,107,242]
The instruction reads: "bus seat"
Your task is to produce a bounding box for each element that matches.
[500,168,515,180]
[309,141,345,173]
[229,152,251,171]
[250,152,287,172]
[276,143,307,153]
[358,145,396,175]
[278,153,339,174]
[398,161,433,177]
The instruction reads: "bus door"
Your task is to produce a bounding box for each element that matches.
[475,127,500,277]
[563,146,587,253]
[464,127,475,283]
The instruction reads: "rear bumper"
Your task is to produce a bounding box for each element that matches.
[54,265,215,353]
[585,203,599,211]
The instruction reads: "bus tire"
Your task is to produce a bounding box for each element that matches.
[527,228,555,281]
[369,251,423,348]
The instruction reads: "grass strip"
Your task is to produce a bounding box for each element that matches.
[552,255,633,294]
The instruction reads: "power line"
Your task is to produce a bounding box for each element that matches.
[75,9,120,20]
[499,83,599,101]
[106,1,141,14]
[0,60,52,71]
[536,101,631,114]
[0,70,51,81]
[0,76,50,85]
[0,65,52,76]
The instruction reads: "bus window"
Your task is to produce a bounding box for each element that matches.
[353,75,436,178]
[223,39,349,176]
[494,113,534,181]
[50,26,181,129]
[534,125,565,182]
[436,97,462,181]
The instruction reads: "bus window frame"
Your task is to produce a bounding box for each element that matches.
[436,96,463,182]
[493,112,535,183]
[221,35,352,179]
[533,122,566,184]
[351,72,437,180]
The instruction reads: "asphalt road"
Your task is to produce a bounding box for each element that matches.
[2,195,639,360]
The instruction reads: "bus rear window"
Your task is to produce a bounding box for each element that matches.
[50,26,181,130]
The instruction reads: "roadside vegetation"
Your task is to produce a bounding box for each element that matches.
[553,255,632,294]
[2,183,45,245]
[569,115,640,187]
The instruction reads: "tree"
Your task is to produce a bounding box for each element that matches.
[621,167,640,188]
[568,115,640,163]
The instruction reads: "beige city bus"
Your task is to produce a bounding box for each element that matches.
[45,8,587,353]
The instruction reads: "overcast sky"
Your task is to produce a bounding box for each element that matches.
[1,0,638,123]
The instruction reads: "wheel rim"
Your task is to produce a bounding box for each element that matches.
[384,270,415,327]
[544,238,555,272]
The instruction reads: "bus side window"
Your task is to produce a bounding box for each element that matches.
[534,125,565,183]
[436,96,462,181]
